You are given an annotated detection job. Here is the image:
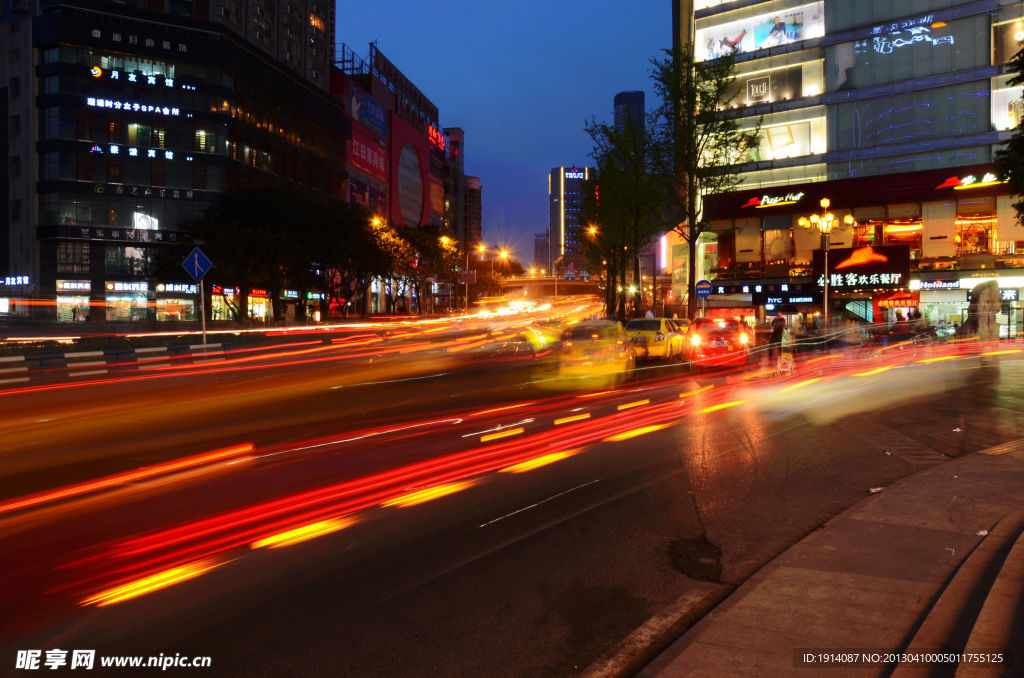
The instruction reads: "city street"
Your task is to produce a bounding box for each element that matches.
[1,317,1021,676]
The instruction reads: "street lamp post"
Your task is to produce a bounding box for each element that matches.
[798,197,854,329]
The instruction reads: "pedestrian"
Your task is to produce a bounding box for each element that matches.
[768,312,786,361]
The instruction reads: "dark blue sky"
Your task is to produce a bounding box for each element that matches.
[336,2,670,263]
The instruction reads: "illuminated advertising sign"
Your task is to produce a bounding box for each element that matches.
[57,280,91,292]
[349,130,387,183]
[751,290,822,306]
[86,98,179,116]
[696,2,824,61]
[741,191,805,208]
[156,283,198,294]
[565,170,585,180]
[2,275,30,286]
[934,172,1006,190]
[812,245,910,290]
[348,176,387,216]
[427,125,446,152]
[740,65,803,104]
[919,279,959,290]
[1002,288,1020,302]
[351,87,387,139]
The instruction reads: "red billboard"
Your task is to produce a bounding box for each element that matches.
[349,129,387,183]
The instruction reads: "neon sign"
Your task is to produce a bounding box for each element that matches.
[428,125,446,151]
[872,24,953,54]
[934,172,1006,190]
[87,98,180,116]
[742,192,805,208]
[3,275,29,286]
[565,171,585,179]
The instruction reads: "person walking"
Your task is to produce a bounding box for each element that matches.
[768,312,786,362]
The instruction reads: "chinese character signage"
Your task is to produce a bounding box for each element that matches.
[812,245,910,290]
[349,130,388,183]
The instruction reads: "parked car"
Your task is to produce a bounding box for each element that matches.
[534,319,636,389]
[624,318,686,361]
[684,317,754,367]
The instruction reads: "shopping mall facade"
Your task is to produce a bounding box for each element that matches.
[667,0,1024,336]
[0,0,460,323]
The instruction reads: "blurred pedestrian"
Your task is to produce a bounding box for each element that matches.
[769,312,786,361]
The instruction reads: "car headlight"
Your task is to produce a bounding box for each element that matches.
[689,334,701,346]
[739,333,749,344]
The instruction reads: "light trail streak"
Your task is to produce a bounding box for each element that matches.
[780,378,822,392]
[250,517,356,549]
[603,423,671,442]
[554,413,591,425]
[617,399,650,411]
[500,451,578,473]
[697,401,745,415]
[79,557,224,607]
[480,427,525,443]
[679,385,712,398]
[381,481,477,507]
[855,366,893,376]
[0,444,254,516]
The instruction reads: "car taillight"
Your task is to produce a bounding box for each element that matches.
[690,334,701,346]
[564,340,573,348]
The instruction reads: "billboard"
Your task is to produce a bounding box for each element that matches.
[350,87,387,139]
[812,245,910,291]
[696,2,824,61]
[349,129,387,183]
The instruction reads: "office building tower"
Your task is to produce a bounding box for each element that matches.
[548,166,592,273]
[614,90,645,134]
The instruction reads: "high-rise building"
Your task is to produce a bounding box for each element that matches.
[533,232,549,271]
[674,0,1024,331]
[548,166,593,273]
[613,90,645,134]
[464,176,482,249]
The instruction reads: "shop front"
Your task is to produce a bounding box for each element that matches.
[56,280,91,322]
[105,281,149,322]
[154,282,198,321]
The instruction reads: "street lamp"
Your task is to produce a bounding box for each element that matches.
[798,197,855,329]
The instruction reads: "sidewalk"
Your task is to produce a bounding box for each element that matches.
[588,439,1024,678]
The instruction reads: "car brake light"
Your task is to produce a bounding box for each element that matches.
[564,340,573,348]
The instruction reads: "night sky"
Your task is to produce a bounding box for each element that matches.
[336,1,670,264]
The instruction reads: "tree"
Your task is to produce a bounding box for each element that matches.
[651,45,761,319]
[583,112,668,320]
[996,41,1024,223]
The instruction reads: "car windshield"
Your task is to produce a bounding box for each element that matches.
[566,322,620,340]
[625,320,661,332]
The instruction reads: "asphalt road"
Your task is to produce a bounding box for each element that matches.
[1,330,1021,677]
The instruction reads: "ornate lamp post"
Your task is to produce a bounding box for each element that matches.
[798,197,854,329]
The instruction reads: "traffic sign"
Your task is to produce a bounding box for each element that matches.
[695,280,712,298]
[182,247,212,282]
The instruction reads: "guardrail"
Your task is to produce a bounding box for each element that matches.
[0,343,227,388]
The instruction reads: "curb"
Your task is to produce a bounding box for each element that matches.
[578,582,732,678]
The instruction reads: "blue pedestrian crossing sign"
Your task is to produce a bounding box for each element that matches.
[182,247,213,282]
[695,280,712,298]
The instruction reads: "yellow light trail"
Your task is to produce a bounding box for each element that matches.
[470,402,534,417]
[679,385,712,398]
[80,557,223,607]
[382,481,476,508]
[980,349,1022,356]
[250,517,355,550]
[604,424,671,442]
[855,366,893,376]
[742,369,776,379]
[501,451,577,473]
[576,390,615,399]
[480,427,525,442]
[554,413,591,425]
[697,401,745,415]
[917,355,959,363]
[617,399,650,411]
[781,378,821,392]
[806,354,840,364]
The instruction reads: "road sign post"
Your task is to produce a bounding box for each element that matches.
[182,247,213,345]
[695,279,712,318]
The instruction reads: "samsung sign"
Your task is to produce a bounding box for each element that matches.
[751,291,822,306]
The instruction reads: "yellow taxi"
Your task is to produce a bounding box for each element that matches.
[624,318,686,361]
[534,319,636,389]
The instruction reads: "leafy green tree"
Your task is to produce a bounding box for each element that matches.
[583,112,668,320]
[651,45,761,319]
[996,42,1024,223]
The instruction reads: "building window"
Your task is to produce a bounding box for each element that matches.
[8,76,19,99]
[57,241,90,274]
[108,156,122,183]
[10,114,21,137]
[9,155,20,177]
[9,199,21,221]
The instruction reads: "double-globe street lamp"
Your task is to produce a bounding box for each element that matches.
[798,197,854,329]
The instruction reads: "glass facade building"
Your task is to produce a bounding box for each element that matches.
[672,0,1024,334]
